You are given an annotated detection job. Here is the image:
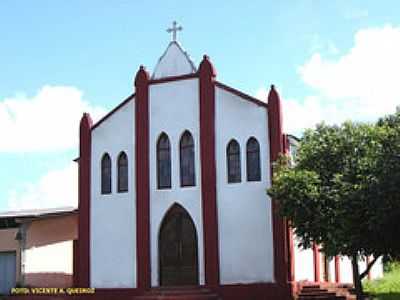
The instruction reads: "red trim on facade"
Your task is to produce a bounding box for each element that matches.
[267,85,290,290]
[313,244,321,282]
[8,284,291,300]
[135,66,151,290]
[335,256,341,283]
[78,113,93,287]
[198,55,220,287]
[91,94,135,131]
[149,73,198,85]
[215,81,268,108]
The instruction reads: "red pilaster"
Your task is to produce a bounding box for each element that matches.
[313,244,321,282]
[335,256,341,283]
[198,55,220,287]
[78,112,92,287]
[268,85,289,287]
[135,66,151,290]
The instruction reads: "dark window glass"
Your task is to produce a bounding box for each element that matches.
[117,152,128,192]
[157,133,171,189]
[246,138,261,181]
[180,131,195,187]
[227,140,241,183]
[101,153,112,194]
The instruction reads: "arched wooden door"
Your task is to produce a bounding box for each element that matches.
[159,204,199,286]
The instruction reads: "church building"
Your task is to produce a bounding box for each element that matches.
[74,24,381,300]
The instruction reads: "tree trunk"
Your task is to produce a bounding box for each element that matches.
[360,256,379,280]
[351,254,364,300]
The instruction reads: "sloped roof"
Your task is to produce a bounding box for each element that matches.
[152,41,197,79]
[0,206,77,219]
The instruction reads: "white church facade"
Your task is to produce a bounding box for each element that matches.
[74,32,382,300]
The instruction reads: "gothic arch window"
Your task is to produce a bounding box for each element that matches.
[101,153,112,194]
[157,133,171,189]
[227,139,241,183]
[180,131,195,187]
[117,152,128,192]
[246,137,261,181]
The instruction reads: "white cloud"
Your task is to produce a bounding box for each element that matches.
[0,85,106,152]
[276,25,400,135]
[255,87,269,101]
[6,163,78,211]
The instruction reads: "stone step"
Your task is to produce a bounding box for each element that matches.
[300,289,329,294]
[297,283,349,300]
[298,292,337,297]
[135,294,219,300]
[298,296,340,300]
[136,287,220,300]
[146,287,213,295]
[302,285,321,289]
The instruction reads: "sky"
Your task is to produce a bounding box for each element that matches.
[1,0,400,212]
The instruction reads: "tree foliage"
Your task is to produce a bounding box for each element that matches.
[268,113,400,299]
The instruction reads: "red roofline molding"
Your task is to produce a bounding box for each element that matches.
[91,66,267,132]
[149,73,198,85]
[215,81,268,108]
[91,93,135,131]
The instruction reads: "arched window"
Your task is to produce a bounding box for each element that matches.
[101,153,112,194]
[157,133,171,189]
[246,137,261,181]
[227,140,241,183]
[180,131,195,187]
[117,152,128,192]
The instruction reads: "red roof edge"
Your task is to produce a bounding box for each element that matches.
[149,73,198,85]
[91,93,135,131]
[215,81,268,108]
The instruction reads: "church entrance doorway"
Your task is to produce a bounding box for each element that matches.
[159,203,199,286]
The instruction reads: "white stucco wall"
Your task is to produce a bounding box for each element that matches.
[317,253,336,283]
[25,241,72,274]
[90,99,136,288]
[339,255,384,284]
[328,258,336,282]
[215,87,274,284]
[293,246,384,284]
[369,256,383,280]
[149,79,205,287]
[152,42,195,79]
[340,256,354,283]
[294,237,314,281]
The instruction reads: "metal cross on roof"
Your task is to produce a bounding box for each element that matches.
[166,21,183,42]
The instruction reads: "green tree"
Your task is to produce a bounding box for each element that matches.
[268,117,400,300]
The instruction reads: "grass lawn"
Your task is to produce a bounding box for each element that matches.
[363,263,400,300]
